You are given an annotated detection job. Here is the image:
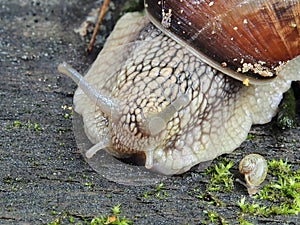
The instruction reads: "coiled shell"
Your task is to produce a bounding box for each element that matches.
[145,0,300,81]
[239,154,268,195]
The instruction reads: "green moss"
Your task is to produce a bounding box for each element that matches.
[237,197,268,216]
[47,206,132,225]
[90,205,132,225]
[237,217,254,225]
[84,182,93,187]
[276,88,296,129]
[63,112,72,119]
[204,161,234,192]
[12,120,21,128]
[47,218,60,225]
[8,120,42,132]
[203,210,227,225]
[120,0,144,14]
[197,192,225,207]
[69,216,74,223]
[246,133,255,140]
[142,183,168,200]
[192,161,235,224]
[61,105,73,119]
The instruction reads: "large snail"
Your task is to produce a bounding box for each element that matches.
[58,0,300,184]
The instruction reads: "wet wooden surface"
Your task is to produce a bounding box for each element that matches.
[0,1,299,224]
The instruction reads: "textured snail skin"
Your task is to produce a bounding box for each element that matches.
[66,12,299,175]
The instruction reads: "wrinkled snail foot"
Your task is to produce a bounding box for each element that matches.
[73,111,167,186]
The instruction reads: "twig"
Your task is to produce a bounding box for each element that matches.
[86,0,110,53]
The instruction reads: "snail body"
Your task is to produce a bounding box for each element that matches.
[58,1,300,178]
[238,154,268,195]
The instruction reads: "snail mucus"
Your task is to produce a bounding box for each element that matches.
[237,154,268,195]
[58,0,300,182]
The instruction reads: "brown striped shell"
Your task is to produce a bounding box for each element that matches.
[145,0,300,82]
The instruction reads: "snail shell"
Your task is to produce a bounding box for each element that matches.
[58,1,300,183]
[145,0,300,82]
[238,154,268,195]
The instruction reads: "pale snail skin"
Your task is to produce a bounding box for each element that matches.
[238,154,268,195]
[58,10,300,176]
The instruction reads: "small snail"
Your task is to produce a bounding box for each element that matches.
[237,154,268,195]
[58,0,300,182]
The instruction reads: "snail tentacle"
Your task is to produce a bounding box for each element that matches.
[145,148,154,169]
[58,62,121,120]
[235,178,259,196]
[142,94,190,136]
[85,136,111,159]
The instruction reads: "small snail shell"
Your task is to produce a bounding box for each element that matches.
[238,154,268,195]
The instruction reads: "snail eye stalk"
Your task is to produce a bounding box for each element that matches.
[58,62,121,120]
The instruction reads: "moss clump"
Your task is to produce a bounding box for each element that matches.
[142,183,168,200]
[276,88,296,129]
[204,161,234,192]
[8,120,42,132]
[120,0,144,14]
[203,210,227,225]
[90,205,132,225]
[47,205,132,225]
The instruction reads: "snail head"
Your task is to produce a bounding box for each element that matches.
[58,62,188,170]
